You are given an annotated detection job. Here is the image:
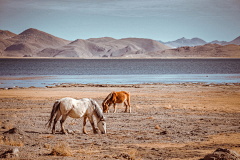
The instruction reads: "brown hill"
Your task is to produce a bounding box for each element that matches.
[87,37,116,43]
[150,43,240,58]
[0,30,17,39]
[37,37,171,58]
[228,36,240,45]
[2,28,70,57]
[0,38,14,55]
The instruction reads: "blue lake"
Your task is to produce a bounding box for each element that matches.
[0,58,240,87]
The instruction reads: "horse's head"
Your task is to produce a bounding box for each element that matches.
[102,103,109,113]
[97,118,106,134]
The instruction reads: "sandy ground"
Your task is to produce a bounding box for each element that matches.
[0,83,239,159]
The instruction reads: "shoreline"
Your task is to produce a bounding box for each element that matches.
[1,82,240,90]
[1,74,240,89]
[0,57,240,59]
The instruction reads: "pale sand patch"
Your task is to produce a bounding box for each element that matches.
[0,84,239,112]
[0,76,55,80]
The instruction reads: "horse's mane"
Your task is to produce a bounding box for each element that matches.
[91,99,105,120]
[102,92,113,105]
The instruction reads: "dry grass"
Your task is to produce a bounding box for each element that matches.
[155,125,160,129]
[69,122,77,125]
[3,122,13,130]
[40,135,55,139]
[0,136,24,147]
[77,143,97,155]
[128,149,137,160]
[44,143,51,149]
[50,141,72,156]
[147,116,154,119]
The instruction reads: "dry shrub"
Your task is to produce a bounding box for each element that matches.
[44,143,51,149]
[155,125,160,130]
[0,136,3,144]
[135,105,141,109]
[50,141,72,156]
[165,104,172,109]
[0,136,24,147]
[40,135,54,139]
[103,155,111,158]
[3,122,13,130]
[10,114,17,117]
[78,144,95,155]
[128,149,137,160]
[147,116,154,119]
[69,122,76,125]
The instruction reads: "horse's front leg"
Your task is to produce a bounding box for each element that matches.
[83,116,88,134]
[88,116,98,134]
[52,111,61,134]
[107,102,112,113]
[60,114,68,135]
[113,103,117,113]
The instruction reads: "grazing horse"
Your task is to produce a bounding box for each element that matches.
[102,91,131,113]
[46,97,106,134]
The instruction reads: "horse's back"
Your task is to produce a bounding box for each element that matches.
[115,91,130,98]
[59,97,90,118]
[113,91,129,103]
[120,91,130,96]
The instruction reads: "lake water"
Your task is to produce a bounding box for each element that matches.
[0,58,240,87]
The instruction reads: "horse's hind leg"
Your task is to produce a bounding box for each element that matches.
[83,116,88,134]
[52,111,61,134]
[60,114,68,134]
[127,97,131,113]
[124,101,128,112]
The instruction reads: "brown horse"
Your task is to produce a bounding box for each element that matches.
[102,91,131,113]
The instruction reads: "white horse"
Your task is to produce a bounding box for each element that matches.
[46,97,106,134]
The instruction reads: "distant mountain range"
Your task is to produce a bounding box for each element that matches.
[0,28,239,58]
[159,36,240,48]
[0,28,170,58]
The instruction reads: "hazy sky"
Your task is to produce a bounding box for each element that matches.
[0,0,240,42]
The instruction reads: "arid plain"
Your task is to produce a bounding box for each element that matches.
[0,82,239,159]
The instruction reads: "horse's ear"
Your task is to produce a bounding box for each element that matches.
[101,117,106,121]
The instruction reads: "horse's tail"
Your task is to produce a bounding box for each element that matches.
[46,100,61,129]
[102,92,113,106]
[122,91,130,96]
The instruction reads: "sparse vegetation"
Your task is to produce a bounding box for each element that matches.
[0,136,24,147]
[128,149,137,160]
[0,84,240,159]
[155,125,160,129]
[44,143,51,149]
[50,141,72,156]
[3,122,13,130]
